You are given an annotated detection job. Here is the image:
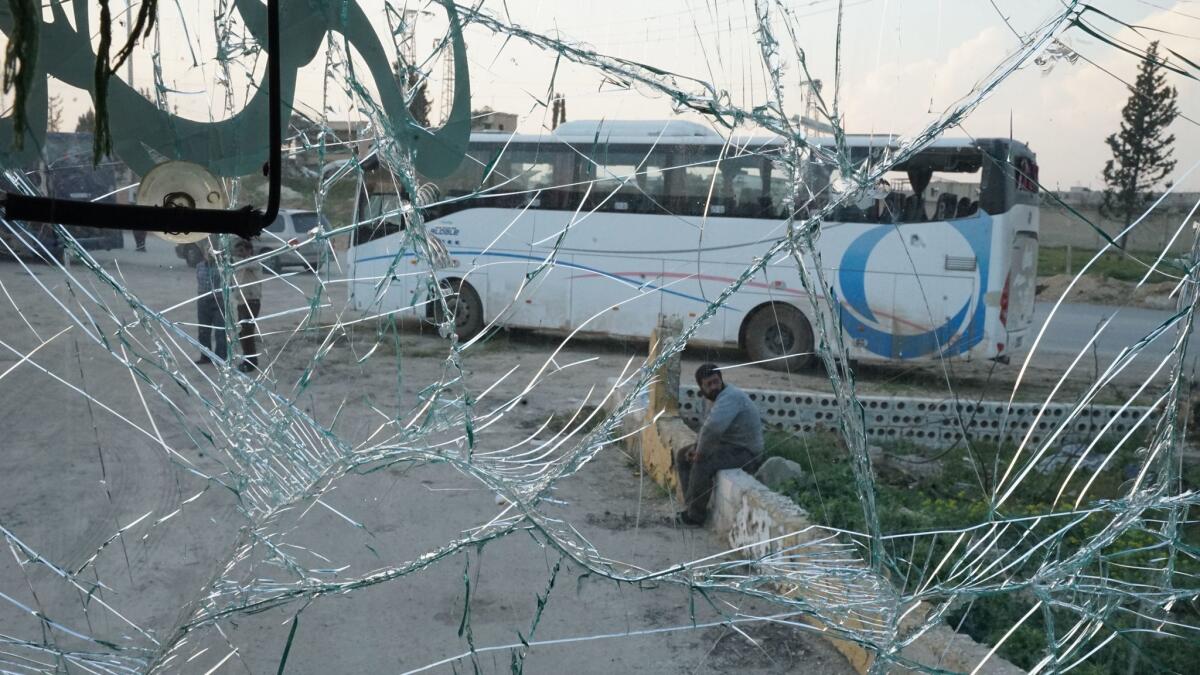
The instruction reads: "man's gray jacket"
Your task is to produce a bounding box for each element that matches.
[697,384,763,458]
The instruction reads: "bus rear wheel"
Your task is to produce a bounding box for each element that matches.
[743,304,814,371]
[434,278,485,340]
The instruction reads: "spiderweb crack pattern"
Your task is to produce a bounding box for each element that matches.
[0,1,1199,673]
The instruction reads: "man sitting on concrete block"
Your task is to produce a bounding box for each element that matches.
[675,363,764,526]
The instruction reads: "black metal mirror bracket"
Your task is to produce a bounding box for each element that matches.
[0,0,282,240]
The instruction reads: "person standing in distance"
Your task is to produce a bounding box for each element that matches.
[232,239,262,373]
[194,241,226,364]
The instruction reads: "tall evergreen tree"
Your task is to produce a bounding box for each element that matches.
[1102,41,1179,248]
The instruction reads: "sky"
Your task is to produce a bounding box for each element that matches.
[34,0,1200,191]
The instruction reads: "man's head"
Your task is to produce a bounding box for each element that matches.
[695,363,724,401]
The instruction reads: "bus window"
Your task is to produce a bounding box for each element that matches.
[438,145,494,199]
[825,163,982,224]
[580,145,669,214]
[493,145,559,207]
[712,153,788,219]
[669,144,721,216]
[353,185,403,245]
[353,161,416,245]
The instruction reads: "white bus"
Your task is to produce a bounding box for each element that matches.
[347,120,1040,370]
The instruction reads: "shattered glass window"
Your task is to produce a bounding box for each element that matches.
[2,1,1200,673]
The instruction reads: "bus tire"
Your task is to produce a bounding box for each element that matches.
[743,304,814,371]
[435,278,485,340]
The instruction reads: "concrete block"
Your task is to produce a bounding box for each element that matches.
[678,384,1158,451]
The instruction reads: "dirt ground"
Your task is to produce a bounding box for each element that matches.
[3,231,1182,673]
[0,236,857,673]
[1037,273,1180,311]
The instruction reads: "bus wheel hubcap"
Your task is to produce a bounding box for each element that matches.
[765,325,795,355]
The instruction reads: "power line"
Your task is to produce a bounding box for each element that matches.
[576,0,871,49]
[547,0,752,31]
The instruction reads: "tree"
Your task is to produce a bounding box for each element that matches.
[551,92,567,130]
[1102,41,1179,248]
[75,109,95,133]
[406,71,432,128]
[47,95,63,132]
[394,60,432,128]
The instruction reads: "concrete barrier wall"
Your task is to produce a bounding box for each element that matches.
[1040,201,1195,255]
[711,469,1024,674]
[680,384,1158,451]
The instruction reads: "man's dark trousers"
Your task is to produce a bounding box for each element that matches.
[675,444,758,522]
[197,295,227,359]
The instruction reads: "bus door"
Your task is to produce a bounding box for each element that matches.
[487,144,568,330]
[1002,152,1041,347]
[1003,231,1039,351]
[559,144,672,339]
[349,175,410,315]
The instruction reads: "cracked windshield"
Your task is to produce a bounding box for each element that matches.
[3,1,1200,673]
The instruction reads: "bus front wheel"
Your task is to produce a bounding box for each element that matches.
[434,278,485,340]
[743,304,814,371]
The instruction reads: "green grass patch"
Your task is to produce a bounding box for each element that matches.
[763,428,1200,672]
[1038,246,1176,283]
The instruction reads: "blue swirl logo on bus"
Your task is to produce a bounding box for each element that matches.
[837,214,992,359]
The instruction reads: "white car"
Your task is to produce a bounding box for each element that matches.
[177,209,330,270]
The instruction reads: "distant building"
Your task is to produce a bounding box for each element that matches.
[471,107,518,133]
[289,118,372,166]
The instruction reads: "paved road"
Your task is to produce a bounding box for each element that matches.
[1029,301,1198,379]
[71,236,1200,380]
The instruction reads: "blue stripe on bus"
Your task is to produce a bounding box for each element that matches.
[355,250,737,310]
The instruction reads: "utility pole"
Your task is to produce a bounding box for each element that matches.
[796,80,832,136]
[391,8,424,67]
[123,0,136,205]
[398,9,417,66]
[551,92,566,130]
[125,0,134,86]
[438,39,454,125]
